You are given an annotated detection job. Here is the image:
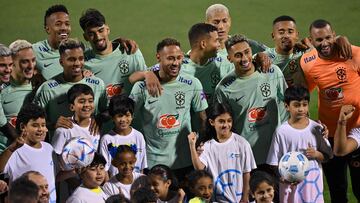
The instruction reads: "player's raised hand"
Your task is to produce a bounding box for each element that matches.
[188,132,197,148]
[255,52,271,73]
[339,105,355,121]
[316,120,329,139]
[145,71,163,97]
[294,37,313,51]
[0,180,8,194]
[82,69,94,77]
[115,37,138,54]
[55,116,73,129]
[335,36,352,60]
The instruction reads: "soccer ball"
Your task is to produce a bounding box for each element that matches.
[61,137,96,170]
[278,151,310,183]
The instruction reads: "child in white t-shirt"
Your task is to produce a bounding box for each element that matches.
[249,170,276,203]
[188,102,257,203]
[66,152,108,203]
[52,84,100,199]
[100,94,147,177]
[102,144,143,199]
[266,85,332,203]
[0,103,57,203]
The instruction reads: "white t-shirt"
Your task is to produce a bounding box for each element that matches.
[349,127,360,149]
[266,120,325,203]
[199,132,257,203]
[100,128,147,176]
[66,185,107,203]
[102,172,143,199]
[52,119,100,155]
[4,142,57,203]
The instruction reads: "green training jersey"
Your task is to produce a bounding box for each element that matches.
[1,81,32,122]
[0,95,9,153]
[264,48,307,87]
[181,54,234,103]
[215,65,288,164]
[0,81,32,152]
[84,42,147,98]
[33,74,107,133]
[217,38,269,60]
[32,40,63,80]
[130,73,208,169]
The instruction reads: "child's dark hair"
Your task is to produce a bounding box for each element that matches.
[109,94,135,117]
[132,187,158,203]
[16,103,46,133]
[249,171,275,194]
[198,102,233,145]
[88,152,107,167]
[67,84,94,104]
[187,170,213,188]
[130,176,152,198]
[149,164,179,191]
[284,85,310,104]
[105,194,131,203]
[107,144,137,159]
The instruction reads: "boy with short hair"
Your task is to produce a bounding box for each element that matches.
[99,94,147,177]
[266,85,331,203]
[0,103,56,203]
[52,83,100,155]
[52,84,100,200]
[66,152,108,203]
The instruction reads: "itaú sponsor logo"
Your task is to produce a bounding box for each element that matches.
[247,107,267,122]
[157,114,180,129]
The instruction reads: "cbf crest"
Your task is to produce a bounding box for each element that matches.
[175,91,185,106]
[288,59,298,73]
[210,70,220,87]
[118,60,129,74]
[336,67,347,82]
[260,83,271,97]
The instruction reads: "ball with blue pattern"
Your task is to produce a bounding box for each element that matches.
[278,151,310,183]
[61,137,96,170]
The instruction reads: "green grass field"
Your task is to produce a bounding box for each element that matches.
[1,0,359,202]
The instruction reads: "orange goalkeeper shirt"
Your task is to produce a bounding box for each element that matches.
[301,46,360,137]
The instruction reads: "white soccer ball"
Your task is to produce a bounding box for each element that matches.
[278,151,310,183]
[61,137,96,170]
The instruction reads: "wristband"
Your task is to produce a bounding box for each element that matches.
[338,120,347,126]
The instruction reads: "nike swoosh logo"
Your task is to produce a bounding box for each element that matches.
[148,100,158,104]
[235,96,244,102]
[44,63,53,68]
[3,100,12,105]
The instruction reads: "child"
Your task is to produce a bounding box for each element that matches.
[100,94,147,177]
[131,187,158,203]
[249,171,276,203]
[52,83,100,156]
[148,164,185,203]
[266,85,331,203]
[0,103,57,202]
[102,144,143,199]
[66,152,108,203]
[187,170,214,203]
[188,102,257,203]
[51,84,100,198]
